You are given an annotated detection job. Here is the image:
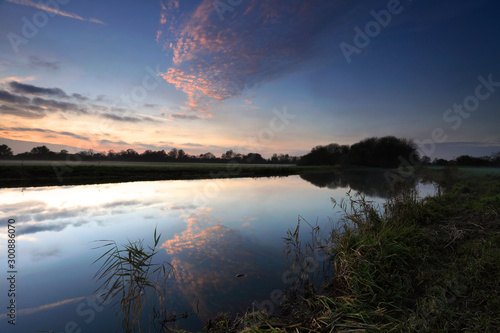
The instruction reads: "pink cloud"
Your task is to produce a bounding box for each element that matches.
[157,0,352,112]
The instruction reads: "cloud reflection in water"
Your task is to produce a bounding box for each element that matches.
[161,209,282,320]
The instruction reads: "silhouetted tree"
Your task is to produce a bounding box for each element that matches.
[0,144,13,158]
[177,149,186,160]
[421,155,431,165]
[107,150,117,160]
[201,152,215,160]
[244,153,266,164]
[299,137,420,168]
[346,136,419,168]
[168,148,178,159]
[298,143,349,166]
[115,148,139,161]
[126,148,138,157]
[491,152,500,166]
[433,158,449,166]
[30,145,51,155]
[93,152,106,160]
[221,150,235,159]
[7,144,298,165]
[141,149,167,162]
[455,155,490,167]
[77,149,98,160]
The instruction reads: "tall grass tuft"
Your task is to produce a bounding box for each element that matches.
[326,187,427,327]
[282,215,334,307]
[93,227,173,333]
[271,185,429,331]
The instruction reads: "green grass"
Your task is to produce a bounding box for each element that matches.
[0,162,306,188]
[0,159,351,188]
[0,159,411,188]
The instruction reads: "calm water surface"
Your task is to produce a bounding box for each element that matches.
[0,171,435,332]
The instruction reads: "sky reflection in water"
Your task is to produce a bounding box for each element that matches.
[0,172,435,331]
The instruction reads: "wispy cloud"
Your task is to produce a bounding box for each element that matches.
[8,127,89,141]
[10,81,68,98]
[98,139,130,146]
[166,113,200,121]
[89,17,106,25]
[100,111,161,124]
[101,113,149,123]
[1,82,161,125]
[28,56,61,71]
[158,0,355,110]
[32,96,87,114]
[0,104,45,118]
[72,93,89,101]
[0,89,30,104]
[6,0,106,25]
[0,83,87,118]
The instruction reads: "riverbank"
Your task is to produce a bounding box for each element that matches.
[0,159,433,189]
[204,167,500,332]
[0,160,325,188]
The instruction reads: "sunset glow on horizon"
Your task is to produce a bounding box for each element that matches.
[1,0,499,159]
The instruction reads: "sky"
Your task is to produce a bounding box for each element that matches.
[0,0,499,160]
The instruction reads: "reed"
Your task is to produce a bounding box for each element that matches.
[93,228,174,332]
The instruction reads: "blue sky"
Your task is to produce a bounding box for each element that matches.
[0,0,499,159]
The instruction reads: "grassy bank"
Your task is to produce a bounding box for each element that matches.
[0,159,405,188]
[204,168,500,332]
[0,161,314,188]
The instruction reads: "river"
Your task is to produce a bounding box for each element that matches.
[0,170,435,332]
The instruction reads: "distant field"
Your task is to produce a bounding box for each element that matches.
[0,160,301,188]
[424,165,500,177]
[3,161,497,189]
[0,160,294,168]
[458,167,500,177]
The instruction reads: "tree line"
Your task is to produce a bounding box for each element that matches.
[297,136,500,168]
[1,137,498,167]
[0,144,299,164]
